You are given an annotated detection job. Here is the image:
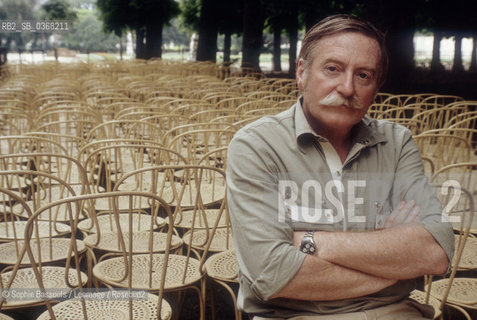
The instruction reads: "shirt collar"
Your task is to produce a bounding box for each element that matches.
[294,96,387,149]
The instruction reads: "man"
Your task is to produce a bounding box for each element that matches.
[226,14,454,319]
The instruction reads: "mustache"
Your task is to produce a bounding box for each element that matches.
[319,92,364,109]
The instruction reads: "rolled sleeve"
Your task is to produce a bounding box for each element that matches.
[227,130,306,301]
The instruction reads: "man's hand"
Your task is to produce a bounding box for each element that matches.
[383,200,420,228]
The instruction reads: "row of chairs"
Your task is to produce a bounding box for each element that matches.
[1,59,477,319]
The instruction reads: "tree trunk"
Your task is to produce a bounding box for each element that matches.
[196,0,219,61]
[135,28,146,59]
[145,21,163,59]
[119,33,123,60]
[223,32,232,64]
[383,28,415,92]
[287,8,298,76]
[470,36,477,72]
[242,0,265,71]
[272,26,282,72]
[430,31,444,72]
[452,34,464,72]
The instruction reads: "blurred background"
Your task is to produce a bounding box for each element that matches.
[1,0,477,98]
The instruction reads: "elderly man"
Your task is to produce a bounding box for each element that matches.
[226,14,454,319]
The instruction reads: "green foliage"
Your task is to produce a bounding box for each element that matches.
[40,0,77,21]
[0,0,38,50]
[179,0,201,32]
[163,18,190,48]
[62,9,120,52]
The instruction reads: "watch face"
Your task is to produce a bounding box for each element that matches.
[301,239,315,254]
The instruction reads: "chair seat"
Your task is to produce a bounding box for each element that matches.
[0,266,87,309]
[204,249,238,281]
[160,183,225,208]
[78,213,165,234]
[12,199,86,221]
[0,221,70,240]
[409,289,442,319]
[453,235,477,270]
[0,238,85,265]
[90,196,152,212]
[173,209,228,229]
[430,278,477,307]
[93,253,202,290]
[84,232,182,253]
[36,293,172,320]
[183,228,234,252]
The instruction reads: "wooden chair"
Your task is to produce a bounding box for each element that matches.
[33,192,173,320]
[81,144,187,212]
[166,129,236,164]
[0,136,68,156]
[204,249,241,320]
[426,185,476,320]
[0,170,83,222]
[431,162,477,235]
[413,133,471,170]
[112,166,229,319]
[0,187,87,313]
[412,103,469,133]
[24,132,88,159]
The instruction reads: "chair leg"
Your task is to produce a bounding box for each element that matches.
[187,285,205,320]
[214,279,241,320]
[203,277,217,320]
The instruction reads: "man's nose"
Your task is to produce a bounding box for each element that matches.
[336,72,354,98]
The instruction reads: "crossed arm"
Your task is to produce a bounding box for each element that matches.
[272,201,450,301]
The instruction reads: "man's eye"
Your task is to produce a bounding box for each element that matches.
[327,66,338,72]
[358,73,369,79]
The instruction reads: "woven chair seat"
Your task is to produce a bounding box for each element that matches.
[173,209,228,229]
[12,199,86,221]
[453,235,477,270]
[36,292,172,320]
[183,228,234,252]
[0,221,70,240]
[161,183,225,208]
[0,266,87,309]
[78,213,165,234]
[90,196,152,212]
[93,253,202,291]
[84,232,182,253]
[409,289,442,319]
[430,278,477,307]
[0,238,85,265]
[204,250,238,281]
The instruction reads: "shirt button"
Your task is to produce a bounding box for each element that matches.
[336,171,341,177]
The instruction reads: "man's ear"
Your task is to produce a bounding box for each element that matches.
[296,59,306,91]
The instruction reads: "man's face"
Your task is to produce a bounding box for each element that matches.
[296,32,381,135]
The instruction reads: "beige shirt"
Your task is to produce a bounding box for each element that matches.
[226,98,454,318]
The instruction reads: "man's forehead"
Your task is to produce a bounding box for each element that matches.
[310,32,381,65]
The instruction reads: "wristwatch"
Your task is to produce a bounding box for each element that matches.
[300,230,316,254]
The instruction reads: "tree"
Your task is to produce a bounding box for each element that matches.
[97,0,179,59]
[217,0,242,65]
[41,0,77,21]
[196,0,220,61]
[359,0,425,92]
[0,0,38,52]
[242,0,266,71]
[181,0,242,64]
[40,0,77,59]
[62,9,120,54]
